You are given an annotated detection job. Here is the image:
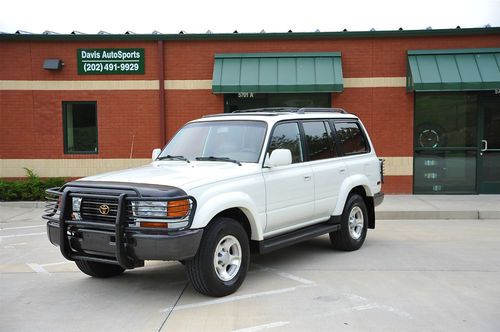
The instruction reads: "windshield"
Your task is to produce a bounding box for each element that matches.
[159,120,267,163]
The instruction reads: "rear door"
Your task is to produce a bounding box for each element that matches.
[302,120,347,219]
[333,120,376,184]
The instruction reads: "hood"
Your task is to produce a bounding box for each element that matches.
[79,161,261,190]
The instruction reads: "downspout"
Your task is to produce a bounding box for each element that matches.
[158,40,166,146]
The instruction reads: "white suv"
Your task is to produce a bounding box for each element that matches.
[44,108,384,297]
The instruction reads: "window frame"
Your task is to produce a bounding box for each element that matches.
[62,101,98,155]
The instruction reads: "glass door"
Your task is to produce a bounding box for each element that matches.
[478,95,500,194]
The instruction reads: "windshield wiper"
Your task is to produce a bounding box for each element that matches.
[195,156,242,166]
[157,155,190,163]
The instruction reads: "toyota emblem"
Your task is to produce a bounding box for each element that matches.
[99,204,110,215]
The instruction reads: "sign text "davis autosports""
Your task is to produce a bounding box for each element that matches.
[77,48,145,74]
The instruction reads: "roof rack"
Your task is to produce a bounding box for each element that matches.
[232,107,298,113]
[202,107,349,118]
[232,107,347,114]
[297,107,346,114]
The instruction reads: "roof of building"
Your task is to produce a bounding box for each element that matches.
[0,27,499,41]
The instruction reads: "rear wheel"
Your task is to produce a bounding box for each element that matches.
[330,194,368,251]
[75,260,125,278]
[186,217,249,297]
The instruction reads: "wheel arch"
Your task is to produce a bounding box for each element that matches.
[335,181,375,229]
[191,191,264,241]
[214,207,253,241]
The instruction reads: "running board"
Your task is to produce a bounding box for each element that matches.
[257,219,341,254]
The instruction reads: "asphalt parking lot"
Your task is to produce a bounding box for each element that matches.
[1,205,500,332]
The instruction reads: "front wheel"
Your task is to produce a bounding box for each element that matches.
[185,217,249,297]
[330,194,368,251]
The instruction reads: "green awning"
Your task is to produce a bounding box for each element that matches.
[212,52,343,93]
[407,48,500,91]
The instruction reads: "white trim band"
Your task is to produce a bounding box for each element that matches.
[0,80,159,90]
[343,77,407,88]
[0,77,407,91]
[0,159,151,178]
[0,157,413,178]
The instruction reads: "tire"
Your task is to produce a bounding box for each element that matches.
[75,260,125,278]
[185,217,250,297]
[330,194,368,251]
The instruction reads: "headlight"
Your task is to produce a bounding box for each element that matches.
[131,201,167,218]
[131,200,190,219]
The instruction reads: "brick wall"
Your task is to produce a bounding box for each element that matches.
[1,32,500,192]
[0,90,160,159]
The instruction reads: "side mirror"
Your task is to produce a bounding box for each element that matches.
[152,148,161,161]
[265,149,292,167]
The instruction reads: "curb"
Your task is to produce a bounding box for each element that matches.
[376,210,500,220]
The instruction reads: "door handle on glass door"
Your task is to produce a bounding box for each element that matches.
[482,140,488,152]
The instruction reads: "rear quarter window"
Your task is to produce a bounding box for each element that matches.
[334,121,369,155]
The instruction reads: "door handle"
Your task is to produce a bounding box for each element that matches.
[482,139,488,152]
[304,175,312,181]
[339,169,346,173]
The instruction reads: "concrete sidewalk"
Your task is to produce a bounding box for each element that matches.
[376,195,500,220]
[1,195,499,220]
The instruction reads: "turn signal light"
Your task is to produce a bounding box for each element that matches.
[140,222,168,228]
[167,199,190,218]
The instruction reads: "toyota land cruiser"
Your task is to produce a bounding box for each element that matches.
[43,107,384,297]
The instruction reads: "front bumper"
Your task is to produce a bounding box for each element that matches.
[47,221,203,262]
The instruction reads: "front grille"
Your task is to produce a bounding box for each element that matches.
[80,197,120,222]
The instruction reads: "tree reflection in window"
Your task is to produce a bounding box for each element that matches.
[269,122,303,163]
[303,121,337,160]
[334,122,368,155]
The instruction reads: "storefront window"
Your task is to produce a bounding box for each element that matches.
[224,93,330,112]
[414,93,477,193]
[63,102,98,154]
[415,94,477,148]
[414,150,476,193]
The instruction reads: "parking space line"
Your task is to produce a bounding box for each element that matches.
[0,225,45,231]
[40,261,71,267]
[232,321,290,332]
[161,285,312,312]
[0,232,46,239]
[27,263,50,274]
[251,264,316,285]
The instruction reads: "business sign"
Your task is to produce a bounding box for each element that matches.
[77,48,145,74]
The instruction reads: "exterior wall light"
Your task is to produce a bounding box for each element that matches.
[43,59,64,70]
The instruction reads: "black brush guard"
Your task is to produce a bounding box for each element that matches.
[44,186,199,269]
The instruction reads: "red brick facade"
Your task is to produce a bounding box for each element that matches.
[1,30,499,193]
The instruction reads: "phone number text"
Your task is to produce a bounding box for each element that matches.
[83,62,140,73]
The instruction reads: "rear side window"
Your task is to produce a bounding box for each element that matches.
[303,121,337,160]
[334,121,369,155]
[268,122,303,163]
